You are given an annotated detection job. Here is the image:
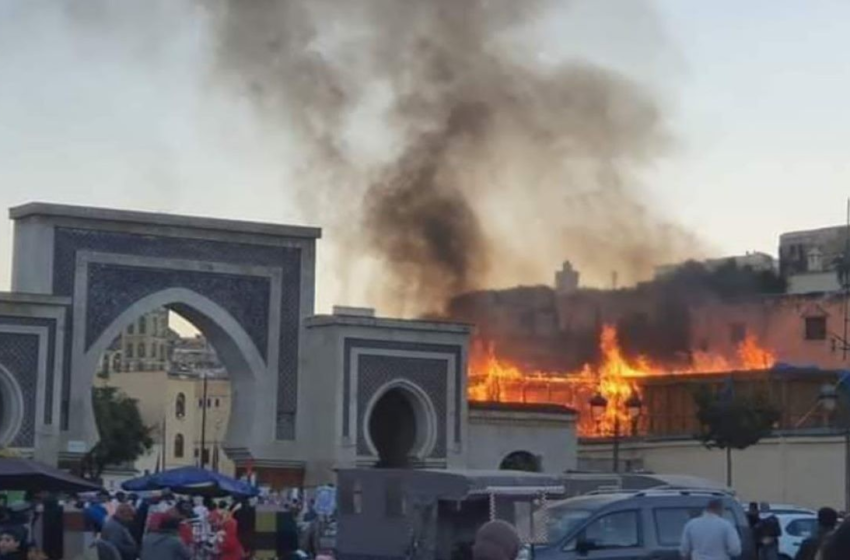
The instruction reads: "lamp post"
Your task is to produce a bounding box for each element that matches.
[199,372,209,469]
[818,383,850,512]
[589,392,643,473]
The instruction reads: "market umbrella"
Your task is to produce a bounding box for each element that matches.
[0,458,102,493]
[122,466,257,498]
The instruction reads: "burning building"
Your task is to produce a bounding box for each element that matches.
[457,261,847,441]
[467,324,777,438]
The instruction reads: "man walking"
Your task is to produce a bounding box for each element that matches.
[795,507,837,560]
[101,504,139,560]
[680,499,742,560]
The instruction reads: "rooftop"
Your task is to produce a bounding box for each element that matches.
[304,314,473,334]
[10,202,322,240]
[468,401,578,415]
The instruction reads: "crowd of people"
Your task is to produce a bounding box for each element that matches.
[0,484,334,560]
[81,491,251,559]
[680,498,850,560]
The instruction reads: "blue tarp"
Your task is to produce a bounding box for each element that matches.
[122,466,257,498]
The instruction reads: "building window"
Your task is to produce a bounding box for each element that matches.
[199,399,204,408]
[101,356,110,374]
[138,343,146,358]
[175,393,186,419]
[112,355,121,373]
[194,448,199,458]
[729,322,746,344]
[805,316,827,340]
[174,434,184,458]
[126,344,134,359]
[139,317,147,334]
[215,398,220,408]
[207,398,212,407]
[127,323,135,335]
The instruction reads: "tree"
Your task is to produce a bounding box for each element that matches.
[693,383,780,487]
[81,387,153,480]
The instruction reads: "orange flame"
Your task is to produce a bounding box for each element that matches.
[468,325,775,437]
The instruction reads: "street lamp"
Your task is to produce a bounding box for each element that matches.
[818,384,838,413]
[626,393,643,425]
[589,393,608,426]
[588,392,643,473]
[818,383,849,512]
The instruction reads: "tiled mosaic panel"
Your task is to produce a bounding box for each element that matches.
[0,316,57,425]
[85,263,271,357]
[343,340,463,444]
[0,332,40,446]
[355,354,449,459]
[52,227,302,439]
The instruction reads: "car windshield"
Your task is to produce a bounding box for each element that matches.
[534,506,593,546]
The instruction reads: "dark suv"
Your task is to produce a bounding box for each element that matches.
[532,489,755,560]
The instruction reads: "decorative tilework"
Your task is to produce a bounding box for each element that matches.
[342,339,463,444]
[84,263,271,356]
[52,227,303,438]
[0,316,58,425]
[355,354,448,459]
[0,332,40,447]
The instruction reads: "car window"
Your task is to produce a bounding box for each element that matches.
[785,519,817,538]
[579,510,641,550]
[655,508,702,546]
[654,507,739,546]
[538,507,592,546]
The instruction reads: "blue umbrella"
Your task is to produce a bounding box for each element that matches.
[122,466,257,498]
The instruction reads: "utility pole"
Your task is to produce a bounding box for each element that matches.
[199,372,208,469]
[826,198,850,513]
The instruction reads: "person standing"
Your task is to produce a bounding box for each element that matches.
[795,507,837,560]
[754,515,781,560]
[218,516,245,560]
[84,494,109,534]
[471,520,521,560]
[680,499,742,560]
[0,526,26,560]
[820,517,850,560]
[140,515,190,560]
[101,505,138,560]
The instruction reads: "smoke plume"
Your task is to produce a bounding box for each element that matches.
[212,0,698,315]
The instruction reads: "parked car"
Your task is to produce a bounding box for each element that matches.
[768,513,818,560]
[534,488,756,560]
[757,503,816,517]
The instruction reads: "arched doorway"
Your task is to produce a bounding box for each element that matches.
[91,303,239,478]
[365,383,436,468]
[369,389,416,467]
[499,451,542,473]
[81,288,268,473]
[0,365,24,447]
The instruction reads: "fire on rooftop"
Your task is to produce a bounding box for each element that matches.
[467,325,776,438]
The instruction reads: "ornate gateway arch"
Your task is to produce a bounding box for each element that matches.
[5,203,319,469]
[0,202,474,484]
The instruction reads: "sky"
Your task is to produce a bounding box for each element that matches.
[1,0,849,313]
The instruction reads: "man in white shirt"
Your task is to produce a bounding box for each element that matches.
[680,499,742,560]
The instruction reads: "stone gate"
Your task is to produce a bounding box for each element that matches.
[0,203,479,484]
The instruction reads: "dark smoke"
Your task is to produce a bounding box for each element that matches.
[211,0,696,315]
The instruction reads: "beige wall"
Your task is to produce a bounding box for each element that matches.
[467,408,577,473]
[580,435,847,510]
[96,371,234,476]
